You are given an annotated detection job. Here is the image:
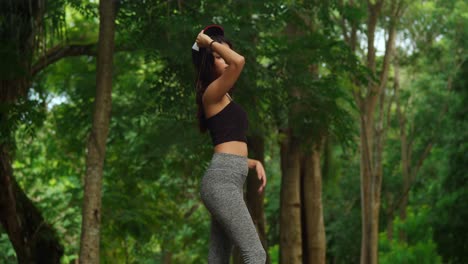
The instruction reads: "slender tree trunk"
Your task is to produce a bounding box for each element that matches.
[385,191,394,241]
[358,112,375,264]
[302,142,326,264]
[339,1,376,261]
[232,135,270,264]
[359,0,401,262]
[322,137,333,182]
[231,2,269,263]
[246,135,270,263]
[280,131,303,264]
[162,249,172,264]
[79,1,117,263]
[393,53,437,242]
[394,60,409,242]
[338,1,399,261]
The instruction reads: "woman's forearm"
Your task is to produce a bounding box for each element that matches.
[248,158,258,169]
[195,30,245,68]
[211,41,245,67]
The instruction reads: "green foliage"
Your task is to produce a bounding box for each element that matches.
[12,117,84,262]
[0,233,16,263]
[0,97,46,146]
[324,148,361,264]
[432,60,468,264]
[263,140,283,253]
[268,244,279,264]
[2,0,467,263]
[379,206,442,264]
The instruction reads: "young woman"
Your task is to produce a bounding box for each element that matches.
[192,25,267,263]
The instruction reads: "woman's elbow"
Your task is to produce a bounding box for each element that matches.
[234,56,245,67]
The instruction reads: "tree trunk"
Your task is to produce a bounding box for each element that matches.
[302,142,326,264]
[230,3,269,264]
[358,115,378,264]
[0,1,63,262]
[0,144,64,263]
[232,135,270,264]
[162,249,172,264]
[359,1,400,263]
[394,59,409,242]
[393,52,436,242]
[280,132,303,263]
[246,135,270,263]
[385,191,394,241]
[280,16,330,264]
[79,0,117,263]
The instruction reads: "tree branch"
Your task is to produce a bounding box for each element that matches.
[410,141,433,178]
[378,0,398,92]
[388,139,433,217]
[384,90,395,132]
[31,43,97,77]
[337,0,350,44]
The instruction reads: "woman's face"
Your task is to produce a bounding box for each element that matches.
[212,42,230,78]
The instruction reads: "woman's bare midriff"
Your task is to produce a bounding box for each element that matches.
[214,141,248,157]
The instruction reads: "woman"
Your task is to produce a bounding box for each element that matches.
[192,25,267,264]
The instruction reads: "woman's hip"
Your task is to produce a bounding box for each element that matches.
[200,152,248,201]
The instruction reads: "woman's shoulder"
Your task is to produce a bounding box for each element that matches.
[204,94,233,119]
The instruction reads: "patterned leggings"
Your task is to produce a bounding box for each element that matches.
[200,152,266,264]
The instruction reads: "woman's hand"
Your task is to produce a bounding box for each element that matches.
[195,30,213,48]
[255,161,267,194]
[248,159,267,193]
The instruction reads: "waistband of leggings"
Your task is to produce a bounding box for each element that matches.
[208,152,248,175]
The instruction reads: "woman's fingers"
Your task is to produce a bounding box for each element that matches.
[195,30,213,48]
[195,30,203,45]
[260,174,266,193]
[258,176,266,193]
[257,164,267,193]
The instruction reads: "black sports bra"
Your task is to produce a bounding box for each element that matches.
[205,97,248,146]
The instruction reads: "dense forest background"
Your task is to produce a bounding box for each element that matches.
[0,0,466,263]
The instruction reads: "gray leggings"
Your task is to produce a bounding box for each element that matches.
[200,152,266,264]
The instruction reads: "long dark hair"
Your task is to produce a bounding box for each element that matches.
[192,35,232,133]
